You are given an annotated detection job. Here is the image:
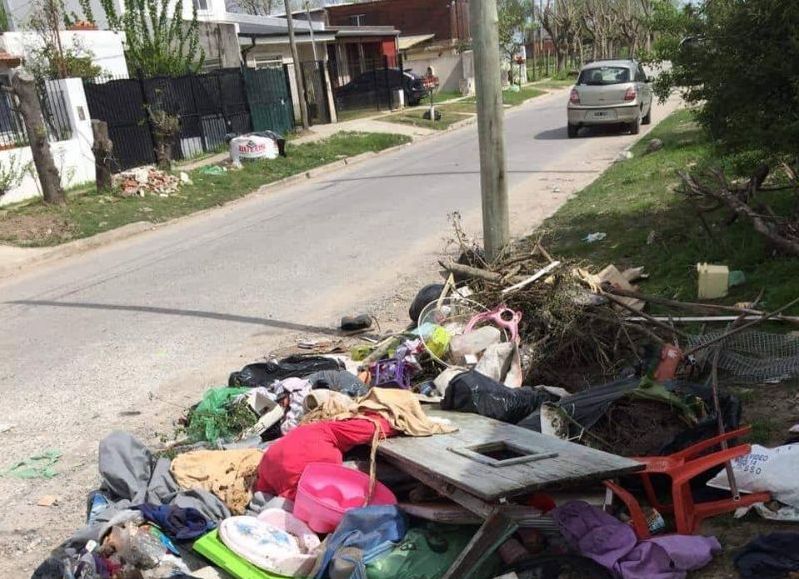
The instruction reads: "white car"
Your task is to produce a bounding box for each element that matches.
[567,59,654,138]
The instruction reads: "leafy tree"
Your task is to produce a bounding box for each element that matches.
[28,0,102,80]
[99,0,205,76]
[498,0,532,62]
[654,0,799,158]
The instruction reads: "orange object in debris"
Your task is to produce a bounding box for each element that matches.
[653,344,682,381]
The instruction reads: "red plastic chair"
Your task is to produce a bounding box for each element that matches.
[604,425,771,536]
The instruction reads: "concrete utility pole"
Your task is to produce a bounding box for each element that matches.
[470,0,509,260]
[284,0,310,130]
[304,0,318,61]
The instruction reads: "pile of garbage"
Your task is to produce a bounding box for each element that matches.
[32,239,799,579]
[115,167,183,197]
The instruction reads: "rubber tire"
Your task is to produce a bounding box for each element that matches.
[629,116,641,135]
[567,123,579,139]
[642,106,652,125]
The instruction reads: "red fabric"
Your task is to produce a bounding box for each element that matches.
[255,416,395,500]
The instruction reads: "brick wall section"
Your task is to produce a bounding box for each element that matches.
[326,0,470,42]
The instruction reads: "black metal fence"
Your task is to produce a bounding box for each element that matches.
[243,65,295,136]
[300,60,331,125]
[85,67,295,172]
[328,54,405,119]
[0,79,73,149]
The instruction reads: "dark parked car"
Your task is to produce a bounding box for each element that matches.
[334,69,434,107]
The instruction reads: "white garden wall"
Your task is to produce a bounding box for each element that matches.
[0,78,96,207]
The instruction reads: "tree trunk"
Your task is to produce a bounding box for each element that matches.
[154,137,174,171]
[92,120,114,192]
[11,71,65,205]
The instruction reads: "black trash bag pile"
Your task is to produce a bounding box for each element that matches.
[228,355,343,388]
[518,377,741,456]
[441,370,558,424]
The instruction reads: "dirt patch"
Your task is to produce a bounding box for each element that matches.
[589,398,689,456]
[0,210,74,246]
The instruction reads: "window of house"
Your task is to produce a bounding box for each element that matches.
[349,14,366,26]
[254,55,283,68]
[201,58,221,72]
[193,0,209,11]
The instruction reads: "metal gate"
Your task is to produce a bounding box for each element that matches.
[84,79,156,171]
[243,66,294,135]
[301,61,330,125]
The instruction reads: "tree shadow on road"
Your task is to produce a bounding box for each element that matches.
[7,300,342,336]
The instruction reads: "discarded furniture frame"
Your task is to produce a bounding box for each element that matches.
[378,409,643,579]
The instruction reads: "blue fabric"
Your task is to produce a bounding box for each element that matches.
[133,503,215,541]
[314,505,407,579]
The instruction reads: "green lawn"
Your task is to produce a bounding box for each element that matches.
[379,108,472,131]
[530,78,575,90]
[0,132,411,247]
[439,101,477,115]
[541,108,799,311]
[462,85,545,107]
[431,89,463,102]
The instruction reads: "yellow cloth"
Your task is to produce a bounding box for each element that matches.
[303,387,457,436]
[170,448,262,514]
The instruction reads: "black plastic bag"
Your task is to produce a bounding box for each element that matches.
[228,355,343,388]
[441,370,557,424]
[408,284,444,326]
[307,369,370,398]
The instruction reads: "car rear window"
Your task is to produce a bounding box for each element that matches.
[578,66,631,85]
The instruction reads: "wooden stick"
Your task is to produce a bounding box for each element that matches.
[501,260,561,294]
[607,287,767,315]
[603,293,691,339]
[628,314,799,324]
[439,260,503,283]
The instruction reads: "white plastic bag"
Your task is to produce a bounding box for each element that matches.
[229,134,279,162]
[707,443,799,508]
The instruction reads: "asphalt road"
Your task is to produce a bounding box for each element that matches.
[0,89,677,572]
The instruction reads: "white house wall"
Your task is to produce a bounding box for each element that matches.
[0,78,96,207]
[404,46,464,93]
[3,0,125,30]
[1,31,129,77]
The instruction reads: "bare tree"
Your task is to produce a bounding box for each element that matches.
[10,70,65,205]
[539,0,580,71]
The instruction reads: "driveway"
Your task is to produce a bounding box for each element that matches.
[0,89,679,573]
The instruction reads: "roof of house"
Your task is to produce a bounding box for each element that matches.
[397,33,435,50]
[238,24,398,42]
[0,51,22,67]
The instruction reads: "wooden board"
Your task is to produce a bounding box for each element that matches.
[379,409,642,502]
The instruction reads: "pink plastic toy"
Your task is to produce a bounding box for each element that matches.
[464,305,522,344]
[293,463,397,533]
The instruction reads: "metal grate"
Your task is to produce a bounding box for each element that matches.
[689,330,799,384]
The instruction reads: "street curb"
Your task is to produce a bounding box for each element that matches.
[0,221,153,281]
[0,89,570,281]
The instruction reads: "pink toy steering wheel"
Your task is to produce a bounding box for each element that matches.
[463,305,522,344]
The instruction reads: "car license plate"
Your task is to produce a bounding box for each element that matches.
[589,110,616,120]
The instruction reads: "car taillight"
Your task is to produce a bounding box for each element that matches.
[569,89,580,104]
[624,87,637,101]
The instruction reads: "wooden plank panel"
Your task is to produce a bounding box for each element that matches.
[379,409,642,501]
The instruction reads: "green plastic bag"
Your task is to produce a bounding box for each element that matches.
[366,524,502,579]
[3,450,62,479]
[187,387,251,442]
